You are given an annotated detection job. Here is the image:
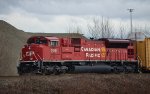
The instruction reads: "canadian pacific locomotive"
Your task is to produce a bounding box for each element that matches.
[17,35,139,75]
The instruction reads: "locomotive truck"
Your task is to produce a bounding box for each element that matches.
[17,35,139,75]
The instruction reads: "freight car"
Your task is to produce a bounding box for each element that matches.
[17,35,139,75]
[136,38,150,72]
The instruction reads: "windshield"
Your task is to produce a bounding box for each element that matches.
[36,38,48,44]
[27,37,48,44]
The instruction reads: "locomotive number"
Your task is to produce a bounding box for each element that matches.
[51,49,57,53]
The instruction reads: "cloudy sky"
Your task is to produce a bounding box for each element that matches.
[0,0,150,36]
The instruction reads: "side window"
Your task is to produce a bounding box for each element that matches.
[41,40,48,44]
[50,41,58,46]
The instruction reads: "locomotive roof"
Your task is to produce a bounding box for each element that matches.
[100,38,131,43]
[28,33,88,39]
[106,39,131,43]
[28,33,133,42]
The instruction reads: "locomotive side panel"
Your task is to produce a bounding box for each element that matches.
[106,48,128,61]
[42,45,51,60]
[61,47,74,60]
[80,41,106,61]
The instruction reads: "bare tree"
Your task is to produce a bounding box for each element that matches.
[75,26,82,34]
[88,17,114,39]
[143,25,150,37]
[118,23,127,39]
[102,18,114,38]
[66,24,82,34]
[87,17,101,39]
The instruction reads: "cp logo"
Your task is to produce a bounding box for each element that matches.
[101,47,106,57]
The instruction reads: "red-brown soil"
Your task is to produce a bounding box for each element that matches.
[0,73,150,94]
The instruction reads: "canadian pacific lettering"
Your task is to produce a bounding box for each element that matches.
[81,47,105,58]
[81,47,101,52]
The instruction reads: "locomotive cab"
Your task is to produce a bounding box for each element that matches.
[22,36,60,62]
[27,36,49,45]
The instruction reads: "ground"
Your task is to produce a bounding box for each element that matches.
[0,73,150,94]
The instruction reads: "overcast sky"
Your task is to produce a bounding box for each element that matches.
[0,0,150,36]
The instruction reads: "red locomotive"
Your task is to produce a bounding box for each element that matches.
[17,35,138,74]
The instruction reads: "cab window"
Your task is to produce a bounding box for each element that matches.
[50,41,58,46]
[40,40,48,44]
[36,38,48,44]
[36,38,41,44]
[27,37,48,45]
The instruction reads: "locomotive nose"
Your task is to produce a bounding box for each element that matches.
[22,45,35,61]
[22,44,43,61]
[23,50,34,61]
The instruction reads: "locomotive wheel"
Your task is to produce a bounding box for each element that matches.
[53,69,58,75]
[132,65,139,73]
[43,68,51,75]
[53,66,60,75]
[61,69,67,74]
[123,66,129,74]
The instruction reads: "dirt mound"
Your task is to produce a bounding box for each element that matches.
[0,20,30,76]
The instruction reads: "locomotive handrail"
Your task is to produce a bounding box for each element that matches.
[36,53,43,61]
[33,52,38,60]
[137,55,142,68]
[33,52,42,61]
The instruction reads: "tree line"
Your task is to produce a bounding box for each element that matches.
[67,16,150,39]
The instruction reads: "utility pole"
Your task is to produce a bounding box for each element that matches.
[128,9,134,34]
